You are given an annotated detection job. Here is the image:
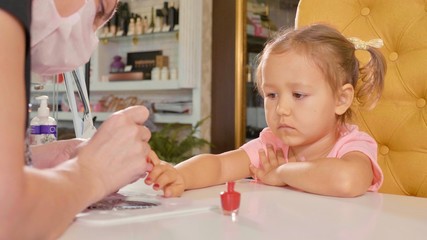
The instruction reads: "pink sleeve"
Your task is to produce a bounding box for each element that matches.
[331,129,383,192]
[240,138,264,168]
[240,128,287,168]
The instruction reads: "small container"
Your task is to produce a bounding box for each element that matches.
[30,95,57,145]
[161,67,169,80]
[220,181,241,215]
[151,67,160,80]
[110,56,125,73]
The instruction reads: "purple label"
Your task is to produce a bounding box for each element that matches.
[31,125,56,135]
[31,125,40,134]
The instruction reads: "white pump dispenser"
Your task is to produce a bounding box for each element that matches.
[30,95,57,145]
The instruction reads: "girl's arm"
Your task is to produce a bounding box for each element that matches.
[278,151,373,197]
[147,149,252,197]
[254,149,374,197]
[177,149,252,190]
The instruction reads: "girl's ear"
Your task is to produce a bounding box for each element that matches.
[335,83,354,115]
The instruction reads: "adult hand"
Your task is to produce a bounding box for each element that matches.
[31,138,86,169]
[250,145,287,186]
[76,106,152,197]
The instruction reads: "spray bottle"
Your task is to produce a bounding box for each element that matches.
[30,95,57,145]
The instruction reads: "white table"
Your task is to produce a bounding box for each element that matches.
[61,179,427,240]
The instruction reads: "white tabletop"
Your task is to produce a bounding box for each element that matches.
[61,179,427,240]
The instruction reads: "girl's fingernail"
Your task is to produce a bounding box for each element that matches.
[153,184,159,190]
[164,190,171,197]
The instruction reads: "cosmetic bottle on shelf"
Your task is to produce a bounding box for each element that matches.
[142,16,149,34]
[168,1,177,31]
[136,17,143,35]
[148,7,155,33]
[162,1,169,28]
[128,17,135,35]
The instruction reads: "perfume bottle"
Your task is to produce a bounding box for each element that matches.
[162,1,169,27]
[149,7,155,33]
[168,1,177,31]
[110,56,125,73]
[136,17,143,35]
[220,181,241,215]
[127,17,135,35]
[161,67,169,80]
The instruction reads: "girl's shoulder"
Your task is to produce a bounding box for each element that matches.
[332,124,377,157]
[339,124,375,142]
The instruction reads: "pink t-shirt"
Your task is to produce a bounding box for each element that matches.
[240,124,383,191]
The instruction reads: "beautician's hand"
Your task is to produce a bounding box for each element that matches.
[31,138,85,169]
[76,106,152,196]
[250,145,287,186]
[144,151,186,197]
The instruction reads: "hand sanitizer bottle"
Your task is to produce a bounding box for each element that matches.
[30,95,57,145]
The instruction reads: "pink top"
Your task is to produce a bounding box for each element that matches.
[240,124,383,191]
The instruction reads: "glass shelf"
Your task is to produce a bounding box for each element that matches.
[99,30,179,44]
[31,80,186,93]
[30,111,194,124]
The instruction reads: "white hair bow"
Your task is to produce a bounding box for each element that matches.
[347,37,384,50]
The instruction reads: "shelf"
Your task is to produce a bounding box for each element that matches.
[31,83,66,93]
[90,80,182,91]
[31,80,185,93]
[99,31,179,44]
[30,111,194,125]
[247,34,268,53]
[93,112,194,124]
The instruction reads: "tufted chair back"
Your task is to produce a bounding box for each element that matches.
[295,0,427,197]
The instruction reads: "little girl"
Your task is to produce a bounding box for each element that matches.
[146,23,387,198]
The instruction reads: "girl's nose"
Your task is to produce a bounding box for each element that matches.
[276,97,291,116]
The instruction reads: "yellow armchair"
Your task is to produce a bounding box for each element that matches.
[296,0,427,197]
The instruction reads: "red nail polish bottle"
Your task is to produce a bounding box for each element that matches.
[220,181,241,215]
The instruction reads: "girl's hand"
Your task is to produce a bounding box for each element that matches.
[144,152,186,197]
[250,145,287,186]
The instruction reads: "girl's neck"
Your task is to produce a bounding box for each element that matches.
[288,126,341,161]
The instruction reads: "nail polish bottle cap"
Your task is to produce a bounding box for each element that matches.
[220,181,241,215]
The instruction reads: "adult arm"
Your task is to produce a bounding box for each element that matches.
[0,11,152,238]
[0,9,95,239]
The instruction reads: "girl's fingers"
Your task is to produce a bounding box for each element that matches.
[249,164,258,179]
[276,148,286,165]
[164,184,184,198]
[258,149,270,171]
[266,144,278,167]
[153,170,176,191]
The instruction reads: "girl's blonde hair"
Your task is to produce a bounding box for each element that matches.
[256,24,387,125]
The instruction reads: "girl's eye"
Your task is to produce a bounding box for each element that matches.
[293,92,306,99]
[265,93,278,99]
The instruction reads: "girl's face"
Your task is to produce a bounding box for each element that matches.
[261,50,340,150]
